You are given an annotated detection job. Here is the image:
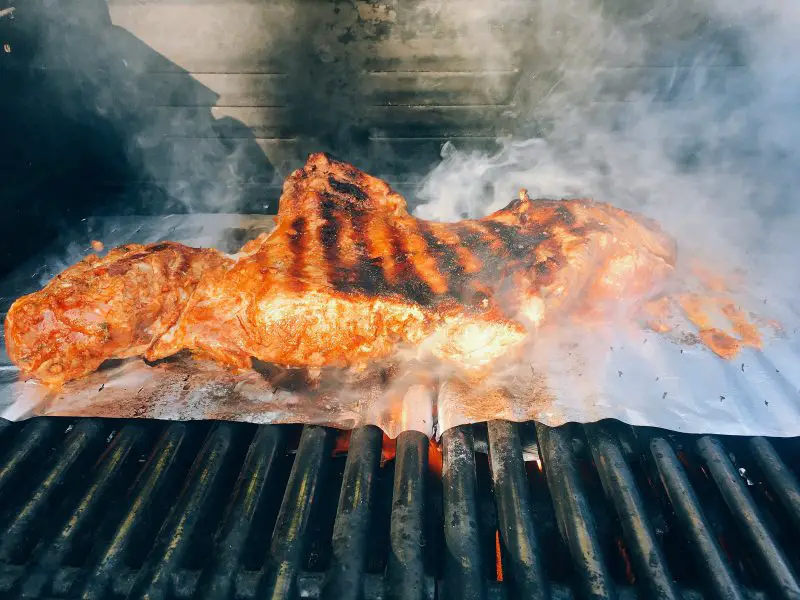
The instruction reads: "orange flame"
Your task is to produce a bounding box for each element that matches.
[495,530,504,582]
[333,430,351,457]
[333,432,444,478]
[428,440,443,479]
[381,434,397,465]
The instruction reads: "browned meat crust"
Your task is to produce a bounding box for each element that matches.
[4,243,231,385]
[5,153,677,385]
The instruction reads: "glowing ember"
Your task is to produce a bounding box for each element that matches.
[332,430,351,457]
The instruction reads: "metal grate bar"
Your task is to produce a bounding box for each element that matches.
[748,437,800,533]
[584,423,680,600]
[442,425,486,600]
[127,422,236,600]
[322,425,383,600]
[79,423,190,600]
[386,430,429,600]
[649,437,744,600]
[0,562,777,600]
[0,415,795,599]
[486,420,549,600]
[1,565,431,600]
[0,419,58,497]
[18,424,145,598]
[536,423,617,600]
[0,419,105,564]
[256,425,334,600]
[196,425,286,599]
[695,436,800,599]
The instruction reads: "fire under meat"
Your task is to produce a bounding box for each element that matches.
[4,153,768,386]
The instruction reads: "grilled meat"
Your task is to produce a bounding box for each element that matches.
[4,243,231,385]
[6,153,679,385]
[152,153,676,371]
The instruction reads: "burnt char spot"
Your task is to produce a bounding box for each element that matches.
[288,217,307,289]
[174,255,192,276]
[568,225,595,239]
[387,224,436,307]
[319,195,342,287]
[555,204,576,227]
[148,243,175,253]
[482,221,547,258]
[535,260,554,278]
[417,224,467,301]
[106,261,133,277]
[328,176,369,201]
[454,223,505,275]
[105,250,154,276]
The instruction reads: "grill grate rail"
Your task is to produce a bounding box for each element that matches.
[0,417,796,599]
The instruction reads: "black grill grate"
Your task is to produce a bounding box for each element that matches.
[0,417,797,599]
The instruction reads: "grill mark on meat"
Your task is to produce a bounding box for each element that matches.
[462,221,505,251]
[350,209,390,294]
[319,194,344,287]
[387,223,435,306]
[417,223,468,301]
[287,217,307,291]
[405,220,450,296]
[328,176,369,202]
[360,213,397,286]
[455,222,506,276]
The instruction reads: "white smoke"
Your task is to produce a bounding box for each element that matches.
[414,0,800,298]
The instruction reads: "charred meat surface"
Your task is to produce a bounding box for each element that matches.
[6,153,679,385]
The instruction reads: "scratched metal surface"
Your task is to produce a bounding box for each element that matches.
[1,214,799,438]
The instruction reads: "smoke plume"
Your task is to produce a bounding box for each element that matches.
[414,0,800,300]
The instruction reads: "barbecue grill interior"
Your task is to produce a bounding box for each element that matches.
[2,2,800,600]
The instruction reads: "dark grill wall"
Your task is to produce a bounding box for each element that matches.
[0,0,741,278]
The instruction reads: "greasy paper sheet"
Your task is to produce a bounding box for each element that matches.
[2,215,799,438]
